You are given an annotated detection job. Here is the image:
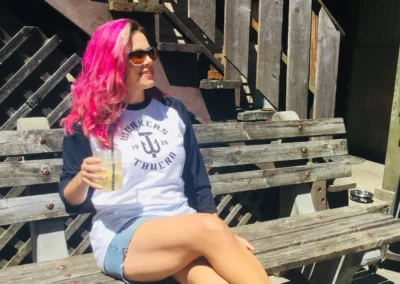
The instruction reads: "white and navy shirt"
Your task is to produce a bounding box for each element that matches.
[59,95,217,270]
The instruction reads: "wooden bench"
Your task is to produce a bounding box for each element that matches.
[1,114,399,284]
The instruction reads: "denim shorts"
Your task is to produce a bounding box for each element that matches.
[103,216,157,283]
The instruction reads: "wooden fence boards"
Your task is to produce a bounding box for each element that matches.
[313,9,340,119]
[286,0,312,119]
[256,0,284,109]
[224,0,251,78]
[188,0,216,43]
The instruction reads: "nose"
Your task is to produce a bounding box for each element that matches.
[143,54,154,66]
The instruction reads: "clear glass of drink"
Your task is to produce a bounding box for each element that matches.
[93,150,123,192]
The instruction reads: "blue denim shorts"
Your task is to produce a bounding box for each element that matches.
[103,216,156,283]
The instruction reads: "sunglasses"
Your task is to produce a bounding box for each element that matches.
[128,47,158,66]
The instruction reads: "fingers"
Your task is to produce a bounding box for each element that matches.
[235,235,255,251]
[81,176,103,190]
[83,157,102,165]
[81,164,106,174]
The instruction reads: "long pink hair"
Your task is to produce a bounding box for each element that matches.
[62,19,144,148]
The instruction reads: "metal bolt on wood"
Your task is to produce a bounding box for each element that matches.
[298,124,303,130]
[302,147,308,153]
[64,273,71,278]
[305,172,310,177]
[39,137,46,144]
[42,168,49,175]
[59,264,66,270]
[46,203,54,210]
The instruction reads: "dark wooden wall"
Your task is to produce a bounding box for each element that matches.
[346,0,400,162]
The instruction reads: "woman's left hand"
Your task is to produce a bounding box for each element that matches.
[235,234,255,251]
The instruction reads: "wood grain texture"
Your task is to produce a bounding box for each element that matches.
[328,183,357,193]
[188,0,216,42]
[0,35,62,104]
[256,0,284,108]
[108,1,163,13]
[0,26,36,65]
[0,119,347,156]
[201,139,348,167]
[313,8,340,119]
[199,79,241,89]
[46,93,71,126]
[224,0,251,77]
[286,0,312,119]
[157,42,204,53]
[210,161,351,195]
[237,110,275,121]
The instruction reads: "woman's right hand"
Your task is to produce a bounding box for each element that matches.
[80,157,107,190]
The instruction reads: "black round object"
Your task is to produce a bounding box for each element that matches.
[350,189,374,203]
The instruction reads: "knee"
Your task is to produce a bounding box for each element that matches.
[197,214,233,240]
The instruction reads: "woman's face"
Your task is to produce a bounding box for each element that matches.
[125,32,156,97]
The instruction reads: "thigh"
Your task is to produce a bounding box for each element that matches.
[173,257,228,284]
[123,213,226,282]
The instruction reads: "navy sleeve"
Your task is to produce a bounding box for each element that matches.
[165,97,217,213]
[59,124,96,214]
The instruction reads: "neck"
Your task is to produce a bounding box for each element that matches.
[125,88,145,104]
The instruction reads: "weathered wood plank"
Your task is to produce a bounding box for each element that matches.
[193,118,347,144]
[224,0,251,77]
[157,42,204,53]
[0,138,348,186]
[188,0,216,43]
[256,0,284,108]
[3,238,32,268]
[199,79,242,89]
[70,234,91,256]
[237,110,275,121]
[0,223,24,250]
[47,93,71,126]
[108,1,163,13]
[0,35,62,105]
[0,119,347,157]
[0,26,36,65]
[201,139,348,168]
[286,0,312,119]
[0,194,68,226]
[328,183,357,193]
[0,158,62,187]
[382,45,400,193]
[161,4,223,73]
[210,161,351,195]
[65,214,91,240]
[259,221,400,274]
[0,54,80,130]
[313,9,340,119]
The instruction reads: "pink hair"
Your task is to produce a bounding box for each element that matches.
[62,19,147,148]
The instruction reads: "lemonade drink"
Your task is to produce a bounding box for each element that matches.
[94,150,123,192]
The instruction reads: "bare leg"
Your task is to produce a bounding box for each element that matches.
[173,257,228,284]
[123,213,270,284]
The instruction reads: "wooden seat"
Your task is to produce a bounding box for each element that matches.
[1,116,399,284]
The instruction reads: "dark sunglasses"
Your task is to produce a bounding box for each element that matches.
[127,47,158,66]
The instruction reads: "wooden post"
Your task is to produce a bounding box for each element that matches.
[313,8,340,119]
[17,118,69,263]
[382,49,400,193]
[255,0,284,109]
[286,0,312,119]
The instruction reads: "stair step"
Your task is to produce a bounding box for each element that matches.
[108,1,163,13]
[0,26,36,65]
[237,110,276,121]
[0,34,62,105]
[157,42,204,53]
[200,80,241,89]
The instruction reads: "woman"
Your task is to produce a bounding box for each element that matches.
[59,19,271,284]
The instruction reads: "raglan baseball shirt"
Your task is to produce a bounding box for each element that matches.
[58,94,217,270]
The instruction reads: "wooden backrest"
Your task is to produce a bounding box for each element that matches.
[0,118,350,226]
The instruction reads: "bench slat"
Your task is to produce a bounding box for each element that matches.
[259,221,400,274]
[0,118,345,157]
[0,161,350,226]
[0,157,350,192]
[1,209,398,282]
[210,161,351,195]
[201,139,347,167]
